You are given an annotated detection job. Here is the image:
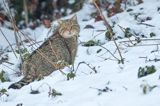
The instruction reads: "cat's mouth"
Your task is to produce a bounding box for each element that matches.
[60,30,77,38]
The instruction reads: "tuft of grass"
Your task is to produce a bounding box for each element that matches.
[150,32,156,37]
[30,89,40,94]
[83,40,98,47]
[124,28,133,38]
[48,88,62,97]
[105,31,112,40]
[15,48,30,60]
[67,71,76,80]
[127,8,133,12]
[138,65,156,78]
[0,70,9,82]
[140,82,157,94]
[0,88,9,97]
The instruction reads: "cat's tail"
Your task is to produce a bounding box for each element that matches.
[8,76,33,89]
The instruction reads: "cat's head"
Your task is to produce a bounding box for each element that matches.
[58,15,80,38]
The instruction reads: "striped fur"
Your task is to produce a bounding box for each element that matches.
[8,15,80,89]
[58,15,80,38]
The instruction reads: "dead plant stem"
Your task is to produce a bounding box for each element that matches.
[93,1,124,64]
[0,28,17,58]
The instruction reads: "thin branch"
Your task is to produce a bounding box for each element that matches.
[19,29,66,75]
[93,30,106,39]
[35,48,66,75]
[75,61,97,74]
[5,4,66,75]
[99,45,119,60]
[0,27,17,58]
[117,24,135,45]
[119,38,160,43]
[28,41,43,47]
[2,64,17,73]
[93,1,124,64]
[2,0,23,61]
[128,44,160,47]
[49,40,67,75]
[137,22,155,27]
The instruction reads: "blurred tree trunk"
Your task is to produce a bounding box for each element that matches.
[23,0,28,26]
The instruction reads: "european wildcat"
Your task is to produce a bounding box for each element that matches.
[9,15,80,89]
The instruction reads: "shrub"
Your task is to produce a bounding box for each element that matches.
[138,65,156,78]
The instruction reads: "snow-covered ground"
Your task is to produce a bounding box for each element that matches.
[0,0,160,106]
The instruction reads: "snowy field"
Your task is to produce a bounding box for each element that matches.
[0,0,160,106]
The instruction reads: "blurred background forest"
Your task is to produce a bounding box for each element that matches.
[0,0,84,29]
[0,0,143,29]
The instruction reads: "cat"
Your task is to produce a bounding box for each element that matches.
[8,15,80,89]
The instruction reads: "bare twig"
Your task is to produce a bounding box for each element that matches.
[49,40,67,75]
[151,44,159,53]
[75,61,97,74]
[137,22,155,27]
[3,0,23,61]
[2,1,72,77]
[99,45,119,60]
[2,64,17,73]
[97,55,117,62]
[0,28,17,58]
[93,30,106,39]
[93,1,124,64]
[128,44,160,47]
[36,48,67,75]
[36,82,52,91]
[27,41,43,47]
[19,30,66,75]
[119,38,160,43]
[117,24,135,45]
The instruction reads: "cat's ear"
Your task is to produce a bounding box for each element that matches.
[58,20,63,24]
[71,15,77,21]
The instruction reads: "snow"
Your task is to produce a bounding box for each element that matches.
[0,27,15,47]
[0,0,160,106]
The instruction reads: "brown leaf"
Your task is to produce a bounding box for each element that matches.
[95,15,103,22]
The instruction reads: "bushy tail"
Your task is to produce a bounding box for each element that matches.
[8,76,33,89]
